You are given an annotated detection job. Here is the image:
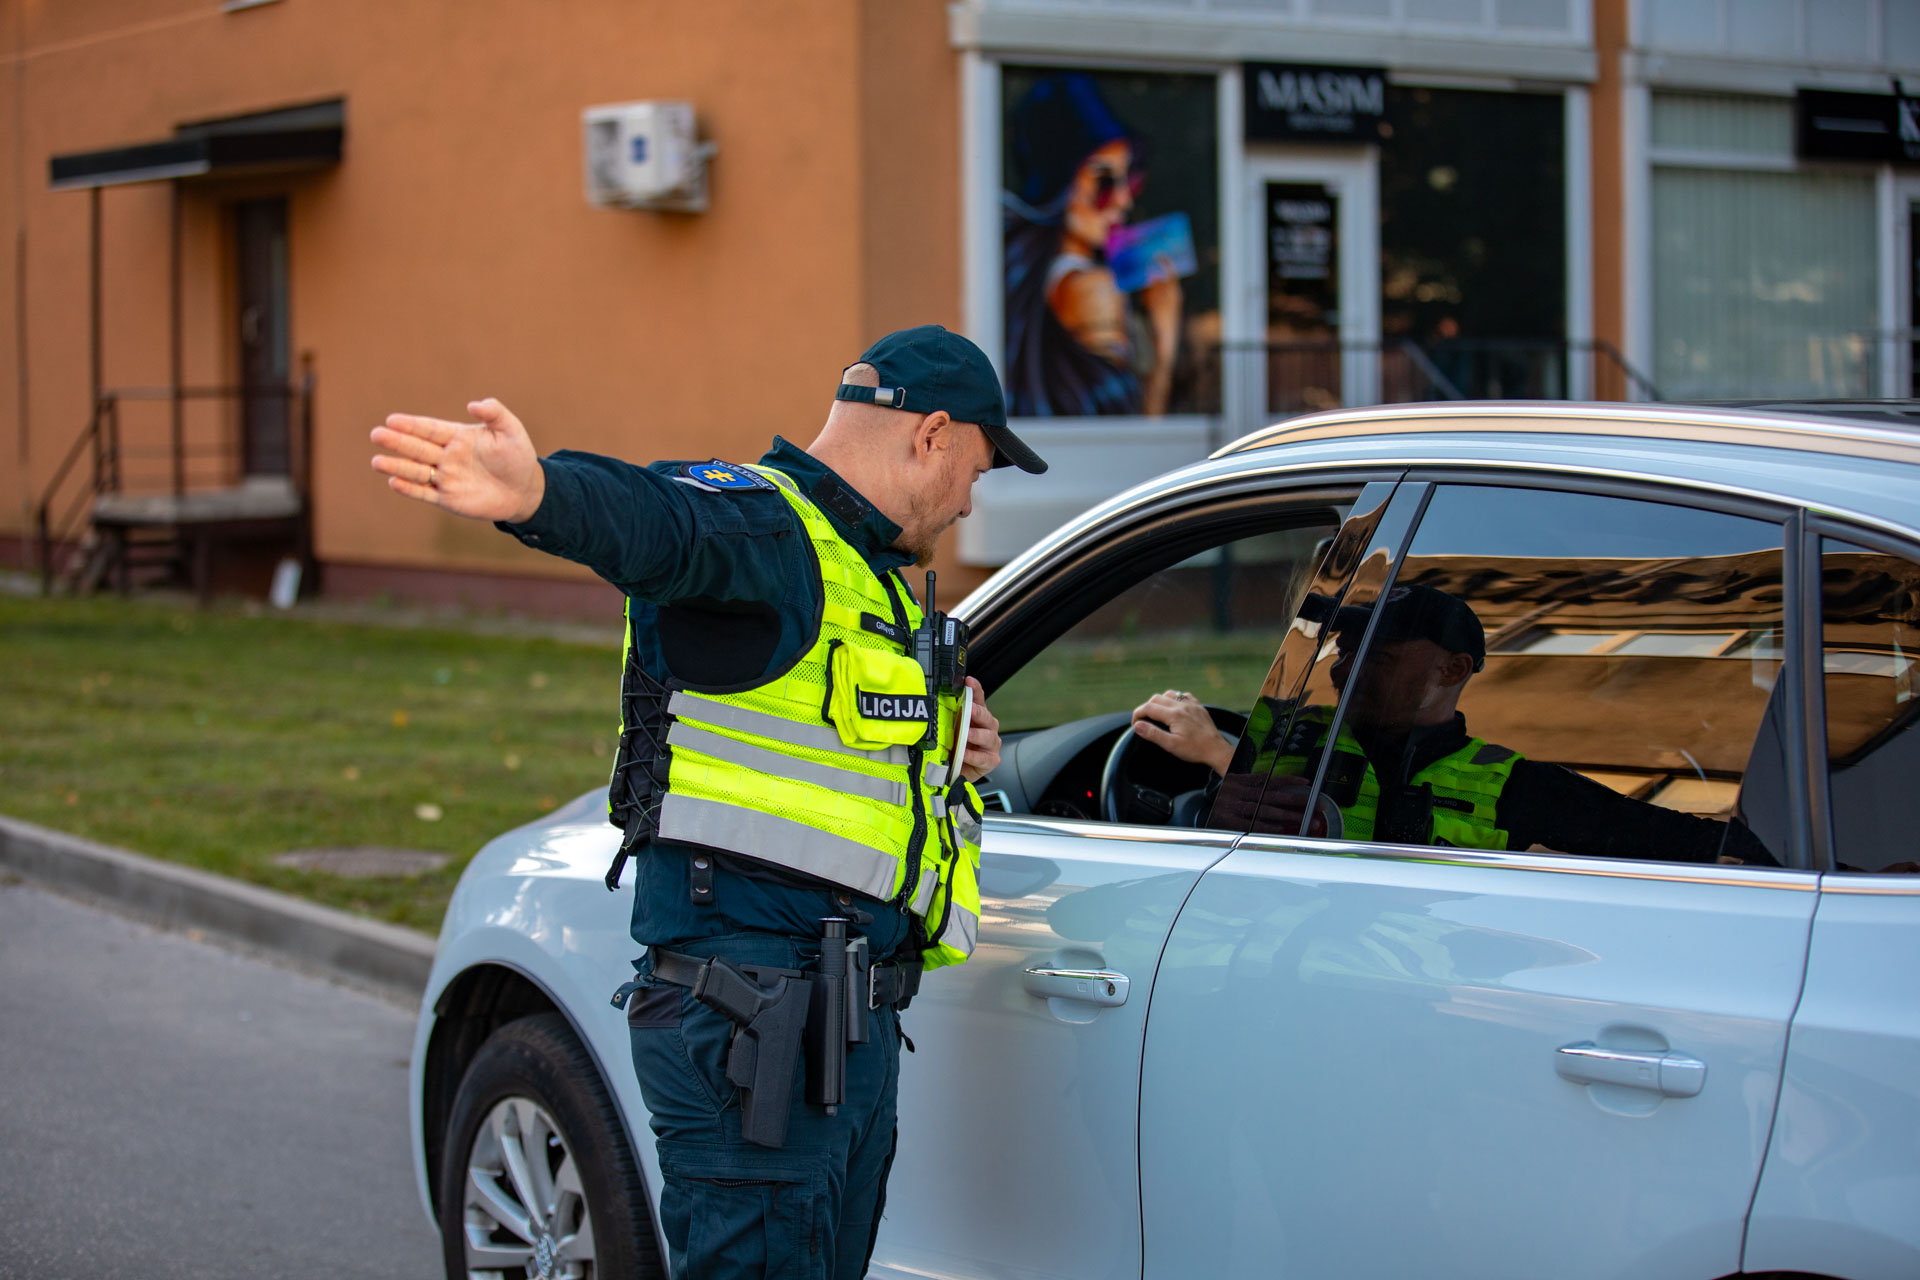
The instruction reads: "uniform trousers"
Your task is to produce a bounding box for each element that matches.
[628,932,903,1280]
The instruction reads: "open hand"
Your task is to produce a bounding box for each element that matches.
[370,398,546,523]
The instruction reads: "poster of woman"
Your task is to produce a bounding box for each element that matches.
[1002,68,1220,419]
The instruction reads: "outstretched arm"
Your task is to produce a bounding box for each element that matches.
[370,398,546,523]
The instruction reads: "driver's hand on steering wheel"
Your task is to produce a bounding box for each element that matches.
[1131,690,1234,777]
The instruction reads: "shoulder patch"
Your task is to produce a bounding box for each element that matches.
[678,460,776,493]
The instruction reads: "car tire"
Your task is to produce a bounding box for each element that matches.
[438,1012,662,1280]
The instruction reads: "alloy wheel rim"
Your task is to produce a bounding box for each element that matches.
[461,1096,596,1279]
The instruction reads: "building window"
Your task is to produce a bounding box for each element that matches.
[1000,67,1221,419]
[1650,92,1878,399]
[1379,86,1565,398]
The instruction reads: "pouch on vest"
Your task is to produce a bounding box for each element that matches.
[826,640,933,751]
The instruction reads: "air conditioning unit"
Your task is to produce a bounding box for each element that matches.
[582,101,715,212]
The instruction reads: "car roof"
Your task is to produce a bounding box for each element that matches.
[1213,400,1920,468]
[960,401,1920,620]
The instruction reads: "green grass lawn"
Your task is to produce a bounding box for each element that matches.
[0,591,621,933]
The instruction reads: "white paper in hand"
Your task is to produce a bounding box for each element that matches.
[947,685,975,787]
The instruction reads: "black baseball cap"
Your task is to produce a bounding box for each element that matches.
[1329,585,1487,671]
[835,325,1048,474]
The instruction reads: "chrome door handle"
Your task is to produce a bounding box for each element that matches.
[1555,1042,1706,1097]
[1023,966,1130,1007]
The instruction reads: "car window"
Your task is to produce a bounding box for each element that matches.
[980,499,1356,826]
[995,523,1337,736]
[1241,483,1793,867]
[1820,538,1920,874]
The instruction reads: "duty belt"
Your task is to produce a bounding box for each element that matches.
[625,939,921,1149]
[647,946,921,1010]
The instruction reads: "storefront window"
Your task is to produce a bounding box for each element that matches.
[1378,87,1566,398]
[1651,93,1878,399]
[1001,67,1221,419]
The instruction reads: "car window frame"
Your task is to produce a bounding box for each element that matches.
[1803,515,1920,875]
[1284,466,1817,872]
[965,474,1393,696]
[959,470,1396,831]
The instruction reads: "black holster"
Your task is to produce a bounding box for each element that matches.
[685,957,812,1149]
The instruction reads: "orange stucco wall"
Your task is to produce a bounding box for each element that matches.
[1,0,964,593]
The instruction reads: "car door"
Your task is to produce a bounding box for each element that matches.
[870,477,1387,1280]
[1744,525,1920,1278]
[1140,478,1821,1279]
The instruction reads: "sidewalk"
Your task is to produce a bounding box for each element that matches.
[0,811,436,1003]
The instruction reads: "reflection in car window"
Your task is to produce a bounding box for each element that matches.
[1821,539,1920,874]
[995,523,1339,735]
[1242,485,1790,866]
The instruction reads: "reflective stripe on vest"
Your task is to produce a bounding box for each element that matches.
[666,721,908,807]
[667,691,912,767]
[656,793,901,900]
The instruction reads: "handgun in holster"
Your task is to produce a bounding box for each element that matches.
[689,958,812,1149]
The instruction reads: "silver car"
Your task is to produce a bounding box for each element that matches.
[411,401,1920,1280]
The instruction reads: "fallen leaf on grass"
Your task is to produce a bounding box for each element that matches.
[342,765,361,781]
[415,803,443,822]
[528,672,549,690]
[392,710,409,729]
[504,753,521,771]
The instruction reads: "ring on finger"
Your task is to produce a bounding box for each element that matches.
[426,466,438,488]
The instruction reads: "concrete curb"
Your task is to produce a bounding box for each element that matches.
[0,813,436,1000]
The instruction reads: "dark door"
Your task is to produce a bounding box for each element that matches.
[1264,180,1341,416]
[236,198,290,477]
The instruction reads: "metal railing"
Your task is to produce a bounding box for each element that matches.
[35,370,314,593]
[1180,337,1663,427]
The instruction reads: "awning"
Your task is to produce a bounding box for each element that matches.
[49,98,344,191]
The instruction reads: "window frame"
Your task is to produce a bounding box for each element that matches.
[1803,515,1920,873]
[961,471,1394,827]
[965,473,1390,694]
[1280,466,1817,870]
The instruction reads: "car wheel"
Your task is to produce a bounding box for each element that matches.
[438,1012,661,1280]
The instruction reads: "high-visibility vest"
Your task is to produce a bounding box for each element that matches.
[1250,702,1520,849]
[605,464,982,969]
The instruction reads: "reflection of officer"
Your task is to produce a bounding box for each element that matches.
[1135,584,1777,865]
[372,326,1047,1279]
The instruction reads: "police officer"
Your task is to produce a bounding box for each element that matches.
[372,326,1047,1279]
[1134,584,1778,864]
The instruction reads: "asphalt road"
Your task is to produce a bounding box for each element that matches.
[0,878,443,1279]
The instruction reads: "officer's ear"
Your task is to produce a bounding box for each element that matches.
[1436,651,1475,689]
[913,410,955,460]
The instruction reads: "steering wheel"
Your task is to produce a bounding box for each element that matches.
[1099,706,1244,826]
